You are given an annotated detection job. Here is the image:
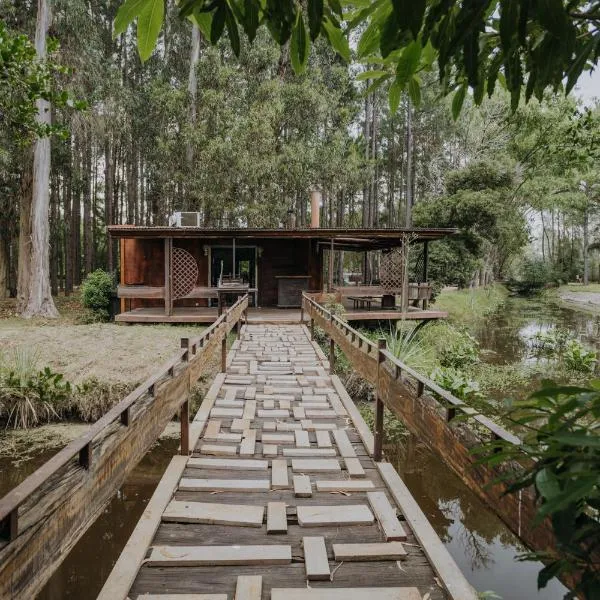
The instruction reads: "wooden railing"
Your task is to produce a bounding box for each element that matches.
[0,294,248,600]
[303,293,555,555]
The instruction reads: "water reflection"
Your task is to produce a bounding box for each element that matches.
[475,296,600,366]
[391,443,569,599]
[37,438,178,600]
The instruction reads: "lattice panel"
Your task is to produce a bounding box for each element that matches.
[172,247,199,299]
[380,247,405,292]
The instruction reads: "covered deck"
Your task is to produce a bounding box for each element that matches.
[110,225,454,325]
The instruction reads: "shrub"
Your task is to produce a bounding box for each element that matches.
[0,365,71,429]
[480,381,600,598]
[69,378,132,422]
[431,366,484,403]
[438,329,479,368]
[563,340,597,374]
[80,269,115,322]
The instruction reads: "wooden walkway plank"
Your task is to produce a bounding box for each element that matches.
[111,324,467,600]
[367,491,408,542]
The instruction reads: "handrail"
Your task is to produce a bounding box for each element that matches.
[303,293,520,447]
[0,293,249,541]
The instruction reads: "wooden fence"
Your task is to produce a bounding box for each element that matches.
[0,294,248,600]
[302,293,556,556]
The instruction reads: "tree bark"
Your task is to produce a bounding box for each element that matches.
[22,0,58,318]
[186,24,201,211]
[583,201,589,285]
[16,154,33,311]
[405,95,413,227]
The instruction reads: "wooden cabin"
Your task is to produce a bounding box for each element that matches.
[108,225,455,324]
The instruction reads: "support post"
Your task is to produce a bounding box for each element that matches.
[328,237,334,292]
[329,337,335,373]
[374,338,386,462]
[180,399,189,455]
[422,241,429,309]
[310,318,314,340]
[221,336,227,372]
[164,238,173,316]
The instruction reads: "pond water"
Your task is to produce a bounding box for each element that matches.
[3,296,595,600]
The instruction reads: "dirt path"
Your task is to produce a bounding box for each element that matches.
[559,291,600,312]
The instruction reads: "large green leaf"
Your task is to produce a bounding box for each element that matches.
[388,77,402,114]
[356,70,389,81]
[114,0,147,36]
[395,40,421,86]
[392,0,425,39]
[290,11,310,74]
[408,76,421,107]
[191,10,213,39]
[451,84,467,120]
[308,0,324,41]
[225,4,241,56]
[137,0,165,62]
[322,18,350,62]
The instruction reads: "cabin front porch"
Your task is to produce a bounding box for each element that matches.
[114,304,447,324]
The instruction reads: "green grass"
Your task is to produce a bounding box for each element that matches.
[432,284,509,324]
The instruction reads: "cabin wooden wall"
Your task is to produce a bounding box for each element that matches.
[120,236,324,310]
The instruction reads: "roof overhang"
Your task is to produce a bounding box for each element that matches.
[108,226,456,250]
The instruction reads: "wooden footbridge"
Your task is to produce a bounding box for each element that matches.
[0,294,556,599]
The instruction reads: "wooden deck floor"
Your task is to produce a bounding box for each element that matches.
[99,325,474,600]
[115,307,447,324]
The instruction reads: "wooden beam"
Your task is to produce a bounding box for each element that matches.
[164,237,172,316]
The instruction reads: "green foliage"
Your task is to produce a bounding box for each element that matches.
[358,402,407,445]
[71,378,133,422]
[563,340,597,374]
[414,161,528,286]
[438,329,479,369]
[116,0,599,112]
[432,285,509,324]
[531,329,597,374]
[0,349,72,429]
[376,325,437,374]
[80,270,115,322]
[516,257,555,291]
[480,381,600,598]
[431,366,484,403]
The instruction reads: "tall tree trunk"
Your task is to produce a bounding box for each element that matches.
[72,137,81,286]
[16,155,33,311]
[83,130,93,276]
[22,0,58,317]
[405,96,413,227]
[583,201,589,285]
[186,24,201,210]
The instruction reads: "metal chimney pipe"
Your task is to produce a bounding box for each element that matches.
[310,189,321,228]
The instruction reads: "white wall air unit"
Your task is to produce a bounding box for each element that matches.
[169,212,202,227]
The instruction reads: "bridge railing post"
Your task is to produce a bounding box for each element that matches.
[374,338,387,462]
[328,310,335,373]
[180,399,189,455]
[310,318,315,340]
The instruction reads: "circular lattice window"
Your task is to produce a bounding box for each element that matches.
[172,247,199,299]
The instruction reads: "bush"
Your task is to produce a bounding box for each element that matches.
[80,269,115,322]
[438,329,479,368]
[563,340,596,374]
[69,378,132,422]
[480,382,600,598]
[431,366,484,402]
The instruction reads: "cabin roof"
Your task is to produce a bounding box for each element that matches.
[108,226,456,250]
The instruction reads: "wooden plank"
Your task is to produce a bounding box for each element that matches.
[327,392,347,416]
[179,479,270,492]
[331,375,374,455]
[162,500,264,527]
[231,418,251,432]
[200,444,237,456]
[293,406,306,420]
[262,433,295,444]
[271,589,421,600]
[235,575,262,600]
[332,542,407,562]
[344,458,366,478]
[257,409,290,418]
[332,429,356,458]
[138,595,226,600]
[305,409,337,419]
[303,536,330,581]
[242,400,256,420]
[262,444,278,457]
[267,502,287,534]
[293,475,312,498]
[294,430,310,448]
[187,458,268,471]
[367,491,407,542]
[210,407,244,418]
[316,430,332,447]
[271,459,289,489]
[239,429,257,456]
[297,504,374,527]
[291,459,341,473]
[377,462,478,600]
[96,456,187,600]
[147,545,291,566]
[204,420,221,440]
[282,448,336,457]
[315,480,375,492]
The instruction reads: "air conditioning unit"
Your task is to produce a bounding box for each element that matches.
[169,212,202,227]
